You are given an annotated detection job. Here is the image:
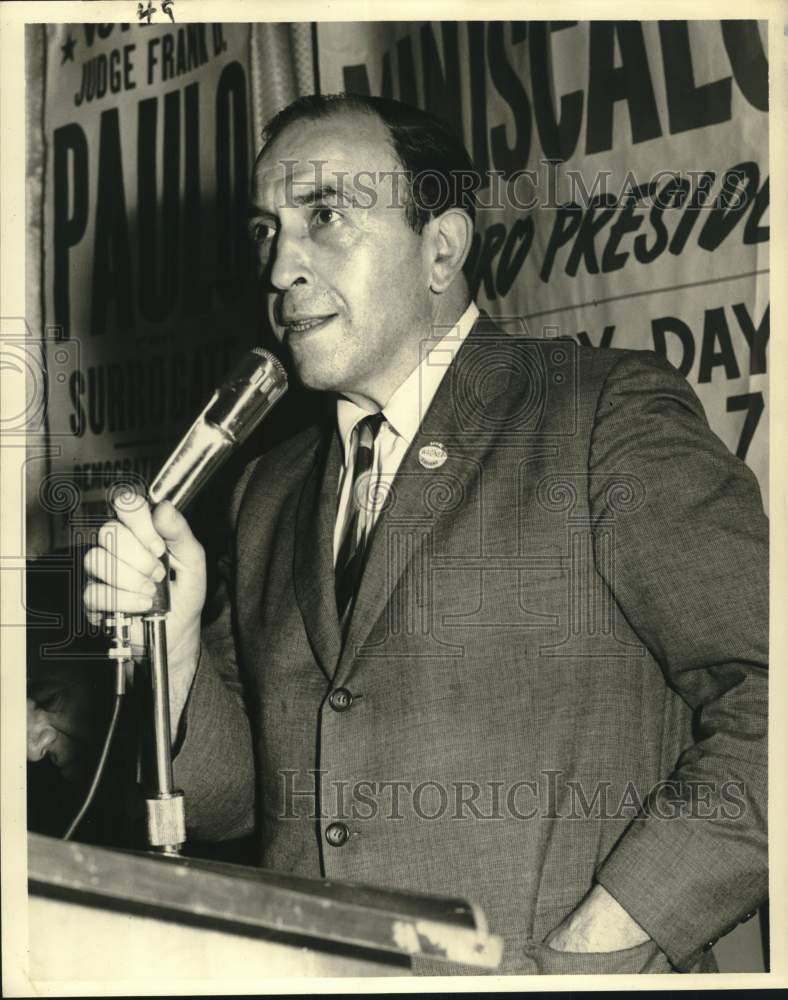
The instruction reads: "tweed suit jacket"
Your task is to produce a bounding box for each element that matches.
[173,315,768,975]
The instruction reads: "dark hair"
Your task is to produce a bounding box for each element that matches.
[260,93,480,234]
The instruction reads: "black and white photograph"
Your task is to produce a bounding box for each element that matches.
[1,0,784,992]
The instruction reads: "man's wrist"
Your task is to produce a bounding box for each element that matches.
[167,636,201,736]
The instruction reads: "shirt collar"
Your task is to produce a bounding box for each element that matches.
[336,301,480,464]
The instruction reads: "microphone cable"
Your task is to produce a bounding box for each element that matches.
[63,649,127,842]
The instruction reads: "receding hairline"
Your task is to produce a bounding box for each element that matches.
[256,104,402,169]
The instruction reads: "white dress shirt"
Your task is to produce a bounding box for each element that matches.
[333,301,480,564]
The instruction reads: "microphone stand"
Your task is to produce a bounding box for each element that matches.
[107,555,184,854]
[139,554,185,854]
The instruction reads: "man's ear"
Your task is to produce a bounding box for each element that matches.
[427,210,474,293]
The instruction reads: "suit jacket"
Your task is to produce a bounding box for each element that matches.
[173,316,768,974]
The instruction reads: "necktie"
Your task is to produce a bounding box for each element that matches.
[335,411,385,628]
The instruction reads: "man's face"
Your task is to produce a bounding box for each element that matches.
[250,111,433,405]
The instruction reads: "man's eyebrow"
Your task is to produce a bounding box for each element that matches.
[248,183,357,219]
[247,206,278,222]
[290,183,354,207]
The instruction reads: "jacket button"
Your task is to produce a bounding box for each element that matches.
[702,940,716,952]
[741,911,757,923]
[325,822,349,847]
[328,687,353,712]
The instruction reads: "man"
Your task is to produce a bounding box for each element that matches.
[83,95,768,975]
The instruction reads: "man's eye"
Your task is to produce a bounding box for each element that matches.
[250,222,275,243]
[312,207,341,227]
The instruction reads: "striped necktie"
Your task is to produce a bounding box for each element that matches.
[335,411,385,628]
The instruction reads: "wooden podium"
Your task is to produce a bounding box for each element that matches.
[28,833,502,985]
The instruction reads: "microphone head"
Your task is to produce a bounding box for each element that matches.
[148,348,288,510]
[204,348,288,442]
[250,346,288,385]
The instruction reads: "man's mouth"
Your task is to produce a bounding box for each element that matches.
[283,314,337,335]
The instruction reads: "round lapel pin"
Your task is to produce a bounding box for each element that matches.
[418,441,448,469]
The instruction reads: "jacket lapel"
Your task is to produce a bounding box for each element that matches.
[334,313,518,684]
[293,426,343,681]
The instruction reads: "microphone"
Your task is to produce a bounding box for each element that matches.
[78,350,286,853]
[148,347,288,511]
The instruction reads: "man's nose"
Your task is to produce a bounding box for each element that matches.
[269,230,313,292]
